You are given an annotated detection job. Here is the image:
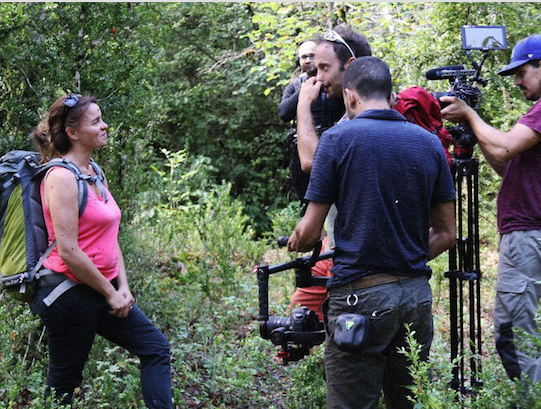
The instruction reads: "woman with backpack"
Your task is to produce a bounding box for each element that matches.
[31,94,173,408]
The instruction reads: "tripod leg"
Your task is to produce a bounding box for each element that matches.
[448,267,460,391]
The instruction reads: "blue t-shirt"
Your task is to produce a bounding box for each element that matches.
[305,109,456,288]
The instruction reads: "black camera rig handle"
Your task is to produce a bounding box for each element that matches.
[256,237,333,364]
[277,235,324,273]
[257,238,332,323]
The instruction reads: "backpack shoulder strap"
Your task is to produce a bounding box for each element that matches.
[24,157,107,305]
[87,158,108,203]
[33,158,89,217]
[89,158,104,179]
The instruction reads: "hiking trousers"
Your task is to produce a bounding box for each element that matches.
[324,275,433,409]
[32,280,173,409]
[494,229,541,383]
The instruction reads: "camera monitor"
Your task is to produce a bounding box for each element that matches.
[462,25,507,50]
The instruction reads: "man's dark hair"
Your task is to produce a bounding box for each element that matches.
[343,57,392,101]
[317,25,372,69]
[528,59,541,69]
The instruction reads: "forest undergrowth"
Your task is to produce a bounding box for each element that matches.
[2,157,541,409]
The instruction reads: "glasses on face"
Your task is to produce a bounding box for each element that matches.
[323,30,356,58]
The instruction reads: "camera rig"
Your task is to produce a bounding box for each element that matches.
[256,238,332,365]
[428,64,481,159]
[426,25,507,395]
[428,24,507,111]
[427,25,507,159]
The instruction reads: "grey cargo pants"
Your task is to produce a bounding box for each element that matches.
[494,229,541,383]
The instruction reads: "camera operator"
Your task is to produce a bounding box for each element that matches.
[288,57,456,409]
[441,34,541,384]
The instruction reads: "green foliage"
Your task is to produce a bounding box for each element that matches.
[79,342,144,408]
[150,148,218,209]
[3,2,540,233]
[0,301,48,408]
[0,2,290,233]
[400,324,460,408]
[140,2,290,233]
[265,200,304,243]
[0,160,538,408]
[285,345,327,409]
[134,148,266,297]
[397,319,541,409]
[2,2,541,408]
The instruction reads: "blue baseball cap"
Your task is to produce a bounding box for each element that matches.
[499,34,541,76]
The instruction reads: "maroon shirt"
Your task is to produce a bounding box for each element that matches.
[497,99,541,233]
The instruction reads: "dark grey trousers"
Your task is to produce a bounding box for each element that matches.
[324,275,433,409]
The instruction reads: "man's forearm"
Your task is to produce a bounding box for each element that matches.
[464,110,509,176]
[428,227,456,261]
[296,100,319,173]
[442,97,513,175]
[287,201,330,253]
[296,77,325,173]
[428,201,456,261]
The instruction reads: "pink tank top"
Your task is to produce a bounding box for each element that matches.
[41,168,121,284]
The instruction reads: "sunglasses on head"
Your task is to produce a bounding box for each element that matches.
[63,93,79,109]
[62,93,79,128]
[324,30,356,58]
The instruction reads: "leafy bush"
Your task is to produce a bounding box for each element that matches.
[3,3,541,408]
[0,301,48,408]
[285,345,327,409]
[133,149,266,298]
[265,200,304,244]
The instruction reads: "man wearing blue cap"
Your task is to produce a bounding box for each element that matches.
[441,34,541,384]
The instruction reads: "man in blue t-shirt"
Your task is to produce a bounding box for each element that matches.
[287,57,456,409]
[442,34,541,384]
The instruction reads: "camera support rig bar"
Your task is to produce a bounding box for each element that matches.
[445,158,484,395]
[256,240,333,365]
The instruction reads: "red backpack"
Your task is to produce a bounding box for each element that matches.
[394,86,460,167]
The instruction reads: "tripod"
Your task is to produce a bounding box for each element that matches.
[445,157,484,394]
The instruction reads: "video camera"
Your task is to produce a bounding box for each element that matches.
[256,237,333,365]
[426,25,507,156]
